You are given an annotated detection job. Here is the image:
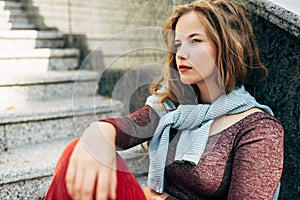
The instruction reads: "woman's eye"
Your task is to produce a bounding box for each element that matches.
[191,39,201,43]
[174,43,181,51]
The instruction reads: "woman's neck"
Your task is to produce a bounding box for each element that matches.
[197,83,224,104]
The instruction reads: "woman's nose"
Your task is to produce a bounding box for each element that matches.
[176,45,189,60]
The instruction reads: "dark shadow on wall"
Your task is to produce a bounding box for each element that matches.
[63,34,93,68]
[22,0,57,30]
[246,15,300,200]
[98,66,159,114]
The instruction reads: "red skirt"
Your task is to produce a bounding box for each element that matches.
[45,138,147,200]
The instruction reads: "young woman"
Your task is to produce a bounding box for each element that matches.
[45,0,283,199]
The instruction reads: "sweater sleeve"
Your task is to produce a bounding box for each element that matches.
[165,194,180,200]
[99,105,160,150]
[227,118,284,200]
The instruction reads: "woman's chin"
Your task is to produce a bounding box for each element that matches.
[180,78,200,85]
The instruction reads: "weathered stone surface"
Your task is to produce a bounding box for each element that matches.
[243,0,300,37]
[98,62,164,114]
[0,30,65,49]
[0,21,35,30]
[0,81,94,105]
[0,71,98,105]
[0,96,123,149]
[0,176,52,200]
[0,126,6,151]
[0,48,79,71]
[0,139,70,185]
[246,14,300,200]
[0,139,148,199]
[0,1,22,9]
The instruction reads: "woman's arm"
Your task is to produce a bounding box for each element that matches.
[65,105,160,199]
[102,105,160,150]
[227,118,284,199]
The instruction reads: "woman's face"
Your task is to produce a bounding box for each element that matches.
[175,11,218,89]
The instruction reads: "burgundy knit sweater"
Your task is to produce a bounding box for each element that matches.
[103,105,284,200]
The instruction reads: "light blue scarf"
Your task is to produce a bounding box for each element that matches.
[145,85,273,194]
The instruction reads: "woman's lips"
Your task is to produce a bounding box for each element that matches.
[178,65,192,72]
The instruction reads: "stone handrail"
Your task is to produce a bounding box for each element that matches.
[243,0,299,37]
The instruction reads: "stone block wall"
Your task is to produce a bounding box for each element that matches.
[239,1,299,199]
[247,15,299,200]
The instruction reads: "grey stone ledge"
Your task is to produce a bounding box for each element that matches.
[0,30,64,39]
[0,139,71,185]
[0,70,98,86]
[0,139,148,185]
[243,0,300,37]
[0,9,26,17]
[0,95,123,124]
[0,22,35,30]
[0,9,27,18]
[0,176,52,199]
[0,48,79,58]
[0,1,22,9]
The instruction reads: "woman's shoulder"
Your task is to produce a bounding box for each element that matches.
[235,110,283,130]
[230,110,284,139]
[210,109,283,136]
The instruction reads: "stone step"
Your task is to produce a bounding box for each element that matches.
[0,139,71,199]
[0,12,30,24]
[0,30,65,49]
[0,139,71,186]
[0,70,98,107]
[0,21,35,30]
[0,48,79,71]
[0,94,123,150]
[0,8,27,16]
[0,139,149,199]
[0,1,23,10]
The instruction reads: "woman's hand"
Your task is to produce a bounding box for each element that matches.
[65,122,117,200]
[144,186,169,200]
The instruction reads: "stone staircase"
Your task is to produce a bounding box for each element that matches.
[0,0,149,198]
[0,0,34,30]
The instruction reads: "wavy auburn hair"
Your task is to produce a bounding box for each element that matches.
[151,0,268,105]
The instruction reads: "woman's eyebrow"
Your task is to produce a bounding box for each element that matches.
[175,32,205,41]
[188,33,205,38]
